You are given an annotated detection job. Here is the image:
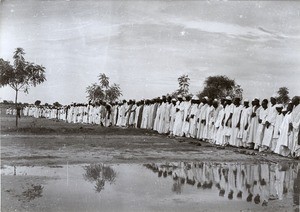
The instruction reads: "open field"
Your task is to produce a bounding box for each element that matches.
[1,110,299,212]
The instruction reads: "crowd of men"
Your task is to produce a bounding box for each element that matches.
[7,95,300,159]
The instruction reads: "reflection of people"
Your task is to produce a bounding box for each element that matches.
[144,161,299,207]
[294,164,300,211]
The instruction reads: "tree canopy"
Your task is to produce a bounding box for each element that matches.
[86,73,122,103]
[0,48,46,126]
[198,75,243,100]
[276,87,290,105]
[172,74,190,97]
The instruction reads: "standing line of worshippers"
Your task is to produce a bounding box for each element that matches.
[144,162,299,206]
[19,95,300,158]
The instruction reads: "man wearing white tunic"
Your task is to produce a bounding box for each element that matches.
[212,99,223,144]
[223,96,234,145]
[116,101,122,126]
[274,104,293,156]
[173,95,185,137]
[158,96,167,134]
[254,99,269,150]
[129,100,137,127]
[141,100,150,129]
[169,99,177,135]
[120,100,128,127]
[248,99,261,147]
[181,96,192,137]
[203,100,214,141]
[270,104,284,152]
[153,99,162,131]
[230,98,243,147]
[163,97,172,134]
[261,97,277,151]
[239,99,252,148]
[290,96,300,158]
[188,96,200,138]
[196,97,209,140]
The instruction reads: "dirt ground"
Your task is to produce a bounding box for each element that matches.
[1,111,299,211]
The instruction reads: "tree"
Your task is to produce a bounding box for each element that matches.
[86,73,122,103]
[0,48,46,127]
[172,74,190,97]
[198,75,242,100]
[53,101,62,107]
[276,87,290,105]
[35,100,41,106]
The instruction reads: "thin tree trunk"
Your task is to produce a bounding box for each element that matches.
[15,89,18,127]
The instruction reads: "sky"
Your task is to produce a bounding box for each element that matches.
[0,0,299,105]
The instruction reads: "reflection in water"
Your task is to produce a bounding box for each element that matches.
[144,162,300,208]
[83,164,117,193]
[20,184,43,202]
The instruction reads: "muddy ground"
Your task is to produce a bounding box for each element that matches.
[1,112,299,211]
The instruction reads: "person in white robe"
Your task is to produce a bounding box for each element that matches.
[141,100,150,129]
[270,104,284,152]
[211,99,222,144]
[181,96,192,137]
[290,96,300,158]
[223,96,234,145]
[169,99,177,135]
[261,97,277,151]
[274,104,293,156]
[215,99,226,146]
[254,99,269,150]
[116,102,123,127]
[188,96,200,138]
[196,97,209,140]
[158,96,168,134]
[204,100,214,142]
[147,100,155,130]
[230,98,243,147]
[173,95,185,137]
[153,100,162,131]
[163,97,172,134]
[120,100,128,127]
[129,100,137,127]
[248,99,261,147]
[239,99,252,147]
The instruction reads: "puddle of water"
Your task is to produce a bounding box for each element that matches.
[1,162,300,211]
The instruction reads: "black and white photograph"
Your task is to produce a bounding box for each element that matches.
[0,0,300,211]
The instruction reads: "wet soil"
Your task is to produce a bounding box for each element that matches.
[1,113,299,211]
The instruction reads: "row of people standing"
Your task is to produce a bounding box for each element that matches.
[21,95,300,158]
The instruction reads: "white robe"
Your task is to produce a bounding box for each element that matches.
[262,104,277,148]
[274,112,292,156]
[254,107,268,149]
[230,105,243,147]
[196,104,208,140]
[182,101,192,136]
[188,104,200,138]
[291,104,300,156]
[239,106,252,146]
[173,101,185,136]
[141,105,149,129]
[164,103,172,134]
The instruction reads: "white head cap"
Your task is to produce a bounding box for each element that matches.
[192,95,199,100]
[225,96,232,101]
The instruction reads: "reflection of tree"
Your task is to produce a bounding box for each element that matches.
[83,164,117,193]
